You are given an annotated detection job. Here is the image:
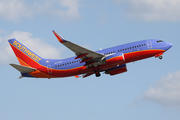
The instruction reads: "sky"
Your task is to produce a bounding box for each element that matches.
[0,0,180,120]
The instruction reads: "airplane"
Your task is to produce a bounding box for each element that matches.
[8,31,173,79]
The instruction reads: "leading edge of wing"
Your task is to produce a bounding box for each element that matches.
[52,30,104,60]
[52,30,67,43]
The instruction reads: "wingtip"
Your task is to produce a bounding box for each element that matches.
[19,75,23,79]
[52,30,67,43]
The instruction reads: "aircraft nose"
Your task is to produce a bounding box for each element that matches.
[165,42,173,50]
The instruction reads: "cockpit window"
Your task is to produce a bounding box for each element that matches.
[156,40,163,43]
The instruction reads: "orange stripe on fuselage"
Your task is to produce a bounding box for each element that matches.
[29,70,52,78]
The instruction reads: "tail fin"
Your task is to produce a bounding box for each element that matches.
[8,39,44,68]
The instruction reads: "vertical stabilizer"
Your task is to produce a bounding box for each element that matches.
[8,39,44,68]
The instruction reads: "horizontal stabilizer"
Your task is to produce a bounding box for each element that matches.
[10,63,36,73]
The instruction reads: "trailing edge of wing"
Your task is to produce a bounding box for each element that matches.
[10,63,36,73]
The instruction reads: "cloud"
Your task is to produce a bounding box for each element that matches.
[115,0,180,22]
[0,0,80,22]
[0,0,32,22]
[54,0,80,20]
[33,0,80,21]
[0,30,63,66]
[143,71,180,108]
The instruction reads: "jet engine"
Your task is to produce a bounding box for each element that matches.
[105,64,127,76]
[105,53,125,65]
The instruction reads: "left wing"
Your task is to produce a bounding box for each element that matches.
[53,31,105,65]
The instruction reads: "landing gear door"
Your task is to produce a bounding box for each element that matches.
[47,65,52,74]
[147,40,152,48]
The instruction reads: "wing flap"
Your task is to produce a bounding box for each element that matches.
[10,63,36,73]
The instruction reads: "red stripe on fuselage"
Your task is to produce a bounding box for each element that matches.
[124,49,165,63]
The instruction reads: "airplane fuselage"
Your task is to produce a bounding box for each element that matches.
[20,39,171,78]
[8,31,172,78]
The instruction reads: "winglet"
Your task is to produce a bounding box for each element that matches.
[52,30,67,43]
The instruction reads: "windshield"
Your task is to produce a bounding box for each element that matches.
[156,40,163,43]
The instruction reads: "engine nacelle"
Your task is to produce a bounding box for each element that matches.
[105,53,125,65]
[105,64,127,76]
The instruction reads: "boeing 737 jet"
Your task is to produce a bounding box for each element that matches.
[8,31,172,78]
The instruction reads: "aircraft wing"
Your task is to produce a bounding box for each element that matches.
[53,31,104,64]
